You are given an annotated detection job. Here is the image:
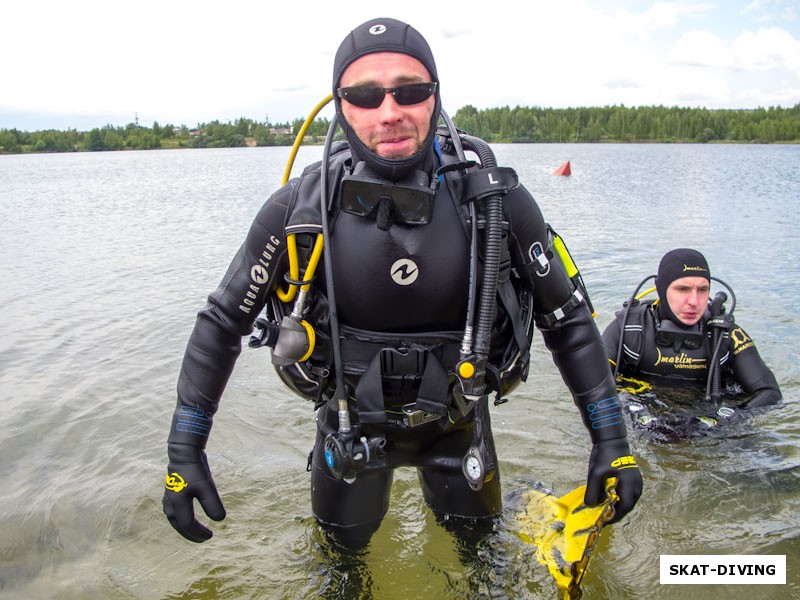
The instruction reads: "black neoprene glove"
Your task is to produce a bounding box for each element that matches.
[584,437,643,524]
[163,443,226,542]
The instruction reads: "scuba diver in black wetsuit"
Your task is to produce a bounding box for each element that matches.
[162,17,642,548]
[603,248,782,436]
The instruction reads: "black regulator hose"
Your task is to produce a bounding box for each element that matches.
[320,116,350,434]
[438,110,478,356]
[459,134,504,364]
[707,291,727,402]
[705,277,736,403]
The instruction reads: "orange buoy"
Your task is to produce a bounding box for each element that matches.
[554,161,571,176]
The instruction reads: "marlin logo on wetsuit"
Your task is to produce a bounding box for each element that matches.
[654,347,706,370]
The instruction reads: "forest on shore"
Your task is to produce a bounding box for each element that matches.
[1,103,798,154]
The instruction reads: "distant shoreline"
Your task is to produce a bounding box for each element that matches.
[1,137,797,156]
[2,103,799,154]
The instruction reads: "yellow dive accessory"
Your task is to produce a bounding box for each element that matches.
[551,230,596,319]
[553,234,577,278]
[269,96,333,365]
[635,286,656,301]
[517,478,618,598]
[616,374,653,394]
[276,94,333,303]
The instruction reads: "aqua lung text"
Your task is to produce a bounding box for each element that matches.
[240,235,281,314]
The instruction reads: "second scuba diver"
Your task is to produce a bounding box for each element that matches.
[603,248,782,435]
[162,17,643,548]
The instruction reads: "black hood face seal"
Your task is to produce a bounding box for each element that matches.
[655,248,711,326]
[332,18,441,181]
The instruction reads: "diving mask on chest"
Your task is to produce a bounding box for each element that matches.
[655,316,704,351]
[340,161,435,228]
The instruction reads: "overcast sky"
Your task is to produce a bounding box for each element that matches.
[2,0,799,131]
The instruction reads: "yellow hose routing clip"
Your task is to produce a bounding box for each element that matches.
[271,95,333,365]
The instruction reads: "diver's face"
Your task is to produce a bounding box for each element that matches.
[339,52,435,159]
[666,276,710,325]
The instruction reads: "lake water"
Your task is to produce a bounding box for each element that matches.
[0,143,798,599]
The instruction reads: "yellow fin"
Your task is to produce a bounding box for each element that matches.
[516,479,618,597]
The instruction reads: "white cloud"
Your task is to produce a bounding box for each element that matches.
[2,0,799,129]
[733,27,800,72]
[670,30,733,68]
[743,0,799,23]
[612,1,715,40]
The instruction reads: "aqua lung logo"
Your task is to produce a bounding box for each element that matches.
[250,264,268,284]
[391,258,419,285]
[239,235,281,314]
[369,24,387,35]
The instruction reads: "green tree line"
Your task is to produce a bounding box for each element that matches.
[452,103,800,143]
[0,116,331,154]
[2,103,799,154]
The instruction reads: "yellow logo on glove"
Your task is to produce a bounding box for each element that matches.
[610,455,638,469]
[165,471,188,492]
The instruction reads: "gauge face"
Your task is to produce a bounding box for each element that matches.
[464,454,482,480]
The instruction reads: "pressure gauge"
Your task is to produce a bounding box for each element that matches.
[462,447,484,491]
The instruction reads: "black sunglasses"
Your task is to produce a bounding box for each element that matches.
[337,82,437,109]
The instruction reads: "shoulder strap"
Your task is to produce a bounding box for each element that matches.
[285,142,350,236]
[618,300,653,371]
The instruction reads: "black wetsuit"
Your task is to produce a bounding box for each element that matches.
[173,144,624,543]
[602,300,782,409]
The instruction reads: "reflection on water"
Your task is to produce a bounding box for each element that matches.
[0,144,798,599]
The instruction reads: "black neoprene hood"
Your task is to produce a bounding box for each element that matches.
[655,248,711,324]
[332,17,442,181]
[332,18,439,89]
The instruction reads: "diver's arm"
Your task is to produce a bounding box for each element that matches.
[504,185,628,440]
[539,305,627,441]
[726,326,782,409]
[504,186,627,442]
[175,183,292,415]
[163,183,292,542]
[538,290,642,523]
[505,186,642,522]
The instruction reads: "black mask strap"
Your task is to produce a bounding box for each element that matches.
[376,197,395,231]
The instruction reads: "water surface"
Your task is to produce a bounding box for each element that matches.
[0,143,798,599]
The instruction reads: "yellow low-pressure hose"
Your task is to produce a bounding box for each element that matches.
[635,286,656,300]
[276,94,333,302]
[281,94,334,186]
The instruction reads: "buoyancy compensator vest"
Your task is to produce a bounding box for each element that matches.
[252,136,535,423]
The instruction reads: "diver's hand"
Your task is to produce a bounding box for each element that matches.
[163,443,226,542]
[585,437,643,524]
